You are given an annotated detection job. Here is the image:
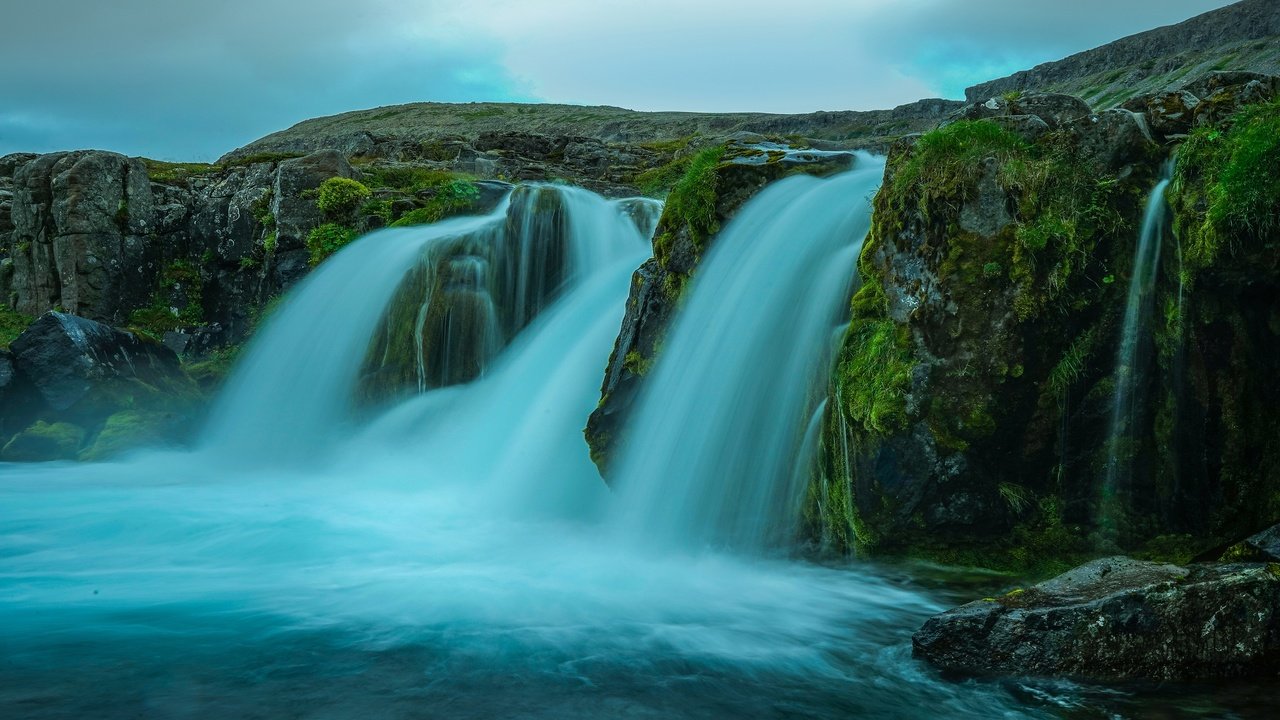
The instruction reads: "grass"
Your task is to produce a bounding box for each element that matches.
[140,159,219,185]
[661,145,726,250]
[388,181,481,228]
[1172,97,1280,276]
[306,223,358,266]
[0,306,34,349]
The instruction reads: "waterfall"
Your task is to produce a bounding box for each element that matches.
[610,155,885,551]
[202,185,656,466]
[1102,161,1174,535]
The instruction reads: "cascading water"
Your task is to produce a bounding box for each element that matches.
[3,172,1211,718]
[611,155,885,550]
[1102,161,1174,534]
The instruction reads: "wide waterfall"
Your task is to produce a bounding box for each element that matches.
[1102,162,1174,533]
[611,155,885,550]
[1,176,1094,718]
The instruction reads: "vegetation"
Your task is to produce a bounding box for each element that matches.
[140,159,218,185]
[1171,97,1280,278]
[388,180,480,227]
[1,306,33,349]
[315,177,372,219]
[128,260,204,336]
[306,223,358,265]
[837,281,914,436]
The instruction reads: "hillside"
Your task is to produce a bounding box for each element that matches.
[218,99,963,164]
[966,0,1280,107]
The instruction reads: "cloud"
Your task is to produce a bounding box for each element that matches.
[0,0,1240,160]
[0,0,527,160]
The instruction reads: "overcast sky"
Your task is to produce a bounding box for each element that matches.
[0,0,1238,161]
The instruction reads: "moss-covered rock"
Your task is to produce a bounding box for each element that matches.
[811,105,1163,570]
[1,421,85,461]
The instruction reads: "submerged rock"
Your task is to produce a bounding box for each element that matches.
[913,556,1280,681]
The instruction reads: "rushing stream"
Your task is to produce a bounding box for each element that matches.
[0,171,1270,719]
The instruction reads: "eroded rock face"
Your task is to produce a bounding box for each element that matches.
[9,151,158,323]
[913,557,1280,681]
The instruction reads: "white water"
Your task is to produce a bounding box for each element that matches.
[611,155,885,550]
[1102,164,1173,530]
[0,177,1070,718]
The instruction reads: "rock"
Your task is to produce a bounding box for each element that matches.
[1063,109,1157,172]
[8,151,158,323]
[949,93,1091,134]
[1181,70,1280,101]
[272,150,356,251]
[1122,90,1200,140]
[1,420,85,462]
[913,556,1280,681]
[1218,523,1280,563]
[10,312,184,411]
[1192,77,1279,128]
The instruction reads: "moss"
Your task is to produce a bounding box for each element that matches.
[78,410,172,461]
[388,181,481,227]
[837,280,914,438]
[223,152,304,167]
[1,305,33,349]
[1133,534,1202,565]
[622,350,654,377]
[0,421,85,462]
[306,223,358,266]
[361,166,470,193]
[315,177,371,219]
[1171,97,1280,281]
[128,260,204,336]
[661,145,727,253]
[184,345,242,393]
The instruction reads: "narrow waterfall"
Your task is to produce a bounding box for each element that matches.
[202,185,657,466]
[1102,162,1174,534]
[610,156,885,551]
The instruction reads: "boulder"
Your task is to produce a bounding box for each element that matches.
[272,150,356,251]
[913,556,1280,681]
[949,93,1092,133]
[10,311,184,412]
[1122,90,1201,140]
[1220,523,1280,563]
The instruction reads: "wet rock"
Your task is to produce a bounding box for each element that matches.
[1122,90,1200,140]
[10,312,184,411]
[1218,523,1280,563]
[913,556,1280,681]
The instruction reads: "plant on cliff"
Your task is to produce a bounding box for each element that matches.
[664,145,726,248]
[1,306,33,349]
[1172,97,1280,276]
[306,223,358,266]
[315,177,372,219]
[389,180,481,227]
[128,261,204,336]
[837,280,914,437]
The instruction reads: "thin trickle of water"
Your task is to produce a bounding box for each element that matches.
[611,155,885,551]
[1102,161,1174,534]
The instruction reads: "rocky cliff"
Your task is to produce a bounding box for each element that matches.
[966,0,1280,109]
[807,72,1280,572]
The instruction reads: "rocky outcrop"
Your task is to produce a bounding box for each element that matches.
[913,556,1280,681]
[0,312,203,461]
[8,151,158,324]
[810,73,1280,568]
[585,143,856,474]
[966,0,1280,108]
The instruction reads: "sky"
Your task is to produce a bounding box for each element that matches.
[0,0,1239,161]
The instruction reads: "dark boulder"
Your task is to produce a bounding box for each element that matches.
[10,312,184,411]
[272,150,356,251]
[913,556,1280,681]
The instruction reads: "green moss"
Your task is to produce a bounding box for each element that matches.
[662,145,727,251]
[388,181,481,227]
[315,177,371,219]
[837,281,914,437]
[0,421,85,462]
[361,198,394,224]
[78,410,171,461]
[305,223,358,266]
[1172,97,1280,279]
[184,345,241,393]
[1,305,33,349]
[128,260,204,336]
[361,166,470,193]
[622,350,654,377]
